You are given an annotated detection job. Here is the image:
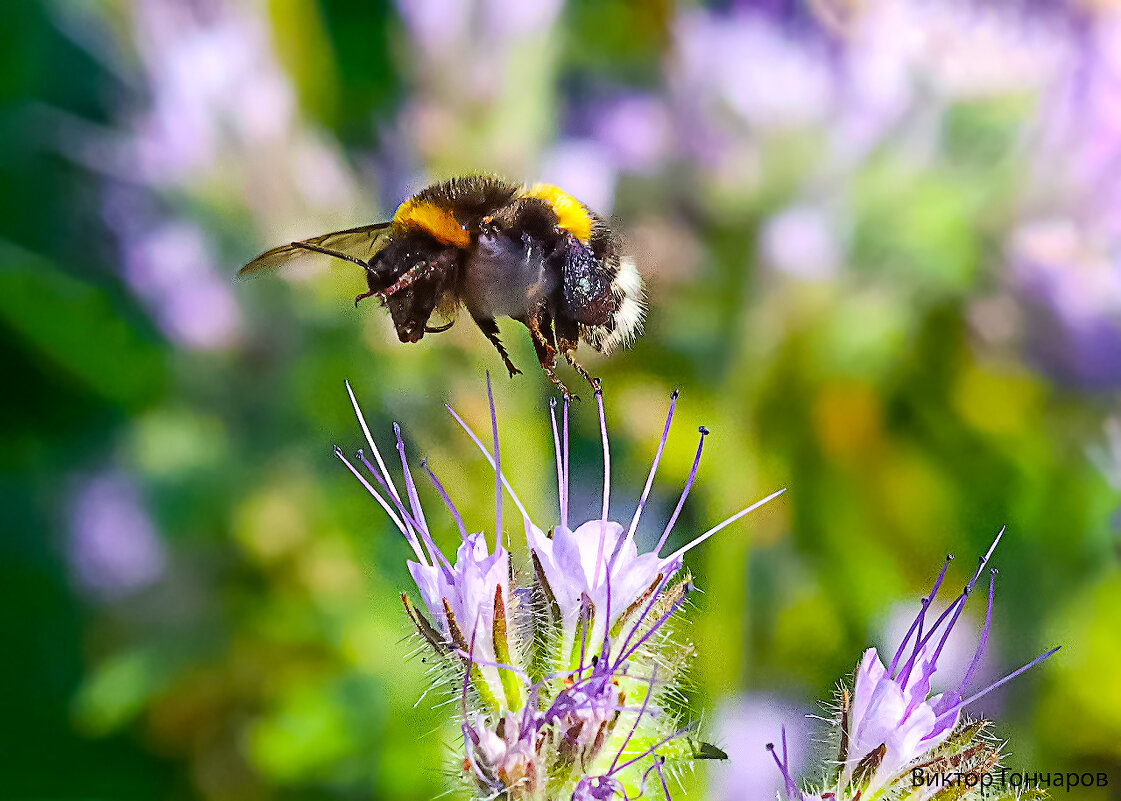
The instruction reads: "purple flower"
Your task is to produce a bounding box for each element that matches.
[336,380,516,706]
[771,529,1060,799]
[338,378,785,799]
[523,390,785,662]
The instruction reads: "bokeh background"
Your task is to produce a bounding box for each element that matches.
[4,0,1121,798]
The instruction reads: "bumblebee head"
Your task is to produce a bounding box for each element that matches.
[369,235,459,343]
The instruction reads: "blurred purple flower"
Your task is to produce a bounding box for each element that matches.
[483,0,564,39]
[1035,9,1121,236]
[119,219,243,351]
[760,203,842,280]
[673,7,833,133]
[68,471,167,600]
[396,0,562,52]
[396,0,472,52]
[1008,218,1121,391]
[129,0,297,184]
[709,694,813,801]
[590,94,673,174]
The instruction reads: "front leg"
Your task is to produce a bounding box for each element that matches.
[521,306,571,396]
[472,315,522,378]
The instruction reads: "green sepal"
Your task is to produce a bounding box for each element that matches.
[492,585,525,711]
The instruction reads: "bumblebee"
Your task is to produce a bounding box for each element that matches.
[240,176,644,393]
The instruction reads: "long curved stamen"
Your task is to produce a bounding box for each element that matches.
[446,405,534,527]
[615,583,691,666]
[767,729,803,801]
[655,426,709,555]
[335,447,426,564]
[613,722,697,774]
[609,667,661,773]
[421,459,468,542]
[359,452,452,574]
[452,649,533,685]
[549,398,566,528]
[347,381,417,541]
[956,569,996,697]
[593,387,611,591]
[615,571,675,667]
[600,568,613,661]
[890,554,954,676]
[563,396,571,530]
[394,423,431,536]
[936,646,1061,724]
[899,528,1006,689]
[487,374,504,547]
[662,487,787,565]
[625,390,679,547]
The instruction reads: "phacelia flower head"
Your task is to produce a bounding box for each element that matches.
[338,377,784,800]
[524,389,784,667]
[771,529,1059,801]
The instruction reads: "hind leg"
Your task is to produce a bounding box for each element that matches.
[554,313,599,393]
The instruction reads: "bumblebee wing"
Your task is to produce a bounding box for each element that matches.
[239,222,393,276]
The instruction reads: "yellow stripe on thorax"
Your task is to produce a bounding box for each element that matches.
[524,184,593,244]
[393,199,471,248]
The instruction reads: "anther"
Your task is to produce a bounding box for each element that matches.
[699,425,709,435]
[671,389,681,400]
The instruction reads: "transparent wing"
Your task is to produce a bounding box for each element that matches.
[239,222,392,276]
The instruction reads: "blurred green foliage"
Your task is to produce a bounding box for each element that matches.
[2,1,1119,800]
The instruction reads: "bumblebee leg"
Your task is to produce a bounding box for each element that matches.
[378,262,431,298]
[472,316,522,378]
[523,308,571,396]
[554,313,599,392]
[424,319,454,333]
[563,350,598,391]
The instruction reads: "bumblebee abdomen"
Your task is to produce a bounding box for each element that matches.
[561,242,617,327]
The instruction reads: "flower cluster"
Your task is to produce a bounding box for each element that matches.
[770,529,1059,801]
[338,379,783,799]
